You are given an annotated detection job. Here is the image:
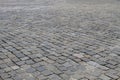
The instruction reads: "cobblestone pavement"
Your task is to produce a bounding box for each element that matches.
[0,0,120,80]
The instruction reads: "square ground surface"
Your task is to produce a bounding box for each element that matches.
[0,0,120,80]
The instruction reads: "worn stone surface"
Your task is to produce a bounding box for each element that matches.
[0,0,120,80]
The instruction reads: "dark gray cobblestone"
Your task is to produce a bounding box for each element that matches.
[0,0,120,80]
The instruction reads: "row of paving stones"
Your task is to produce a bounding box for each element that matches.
[0,3,120,80]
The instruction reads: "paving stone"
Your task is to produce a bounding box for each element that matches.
[80,78,89,80]
[22,51,31,55]
[1,73,11,79]
[26,67,36,73]
[47,55,58,60]
[87,61,109,70]
[0,60,4,64]
[96,60,107,65]
[105,64,117,69]
[41,70,53,76]
[0,64,8,68]
[36,66,46,72]
[20,57,29,61]
[31,71,40,76]
[70,73,85,79]
[57,66,67,71]
[16,61,25,66]
[107,60,118,65]
[117,78,120,80]
[64,70,75,75]
[80,57,90,62]
[35,53,43,58]
[95,78,102,80]
[0,54,7,59]
[15,68,26,73]
[63,62,73,67]
[28,54,38,59]
[11,66,19,70]
[25,60,35,65]
[99,74,111,80]
[13,76,23,80]
[5,78,14,80]
[21,64,31,69]
[32,63,42,68]
[105,70,119,79]
[56,59,66,64]
[14,53,25,58]
[4,67,12,72]
[48,74,62,80]
[0,69,4,74]
[60,74,70,80]
[73,53,84,58]
[109,53,118,57]
[46,64,62,74]
[87,61,101,67]
[93,55,101,58]
[99,66,109,70]
[8,71,16,77]
[37,75,47,80]
[90,68,102,77]
[33,58,42,62]
[47,59,55,64]
[17,73,35,80]
[7,62,16,67]
[3,59,11,63]
[59,56,66,60]
[11,58,20,62]
[23,77,36,80]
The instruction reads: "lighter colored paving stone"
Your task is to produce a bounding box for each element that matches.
[73,53,84,58]
[11,66,19,70]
